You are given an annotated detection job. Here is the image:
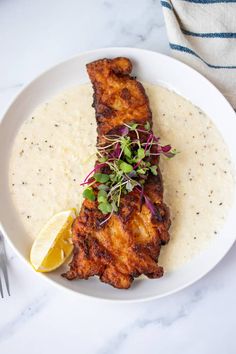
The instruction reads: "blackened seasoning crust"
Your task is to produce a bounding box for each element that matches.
[63,57,171,289]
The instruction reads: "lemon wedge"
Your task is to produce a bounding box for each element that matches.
[30,209,75,272]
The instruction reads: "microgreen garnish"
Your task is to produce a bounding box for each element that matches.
[150,165,158,176]
[93,173,110,183]
[83,187,95,201]
[144,121,151,131]
[81,122,177,221]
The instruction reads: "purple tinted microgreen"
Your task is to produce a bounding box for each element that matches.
[80,178,94,186]
[144,133,153,153]
[110,142,121,159]
[82,121,177,220]
[152,135,160,143]
[144,195,156,215]
[161,145,172,153]
[80,163,107,185]
[136,129,150,134]
[118,125,129,136]
[163,151,177,158]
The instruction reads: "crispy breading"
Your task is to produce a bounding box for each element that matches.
[63,57,171,289]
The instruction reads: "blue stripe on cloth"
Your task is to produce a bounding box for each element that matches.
[160,1,172,9]
[181,29,236,38]
[181,0,236,3]
[169,43,236,68]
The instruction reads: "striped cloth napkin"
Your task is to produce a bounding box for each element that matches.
[161,0,236,108]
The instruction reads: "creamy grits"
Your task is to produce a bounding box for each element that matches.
[9,83,235,272]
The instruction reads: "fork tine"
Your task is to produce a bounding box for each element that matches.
[1,262,10,296]
[0,275,3,298]
[0,232,10,296]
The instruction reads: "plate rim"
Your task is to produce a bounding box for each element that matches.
[1,46,236,302]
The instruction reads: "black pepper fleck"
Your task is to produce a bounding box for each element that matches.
[54,124,59,127]
[196,212,200,215]
[219,202,223,206]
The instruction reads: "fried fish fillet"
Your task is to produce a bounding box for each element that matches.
[63,57,171,289]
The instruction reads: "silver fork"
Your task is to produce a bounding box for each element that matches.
[0,231,10,298]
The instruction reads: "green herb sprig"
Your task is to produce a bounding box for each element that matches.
[81,122,177,222]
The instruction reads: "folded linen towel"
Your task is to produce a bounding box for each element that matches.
[161,0,236,108]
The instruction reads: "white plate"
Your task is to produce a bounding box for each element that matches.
[0,47,236,302]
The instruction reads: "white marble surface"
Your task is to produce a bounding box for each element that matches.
[1,1,236,353]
